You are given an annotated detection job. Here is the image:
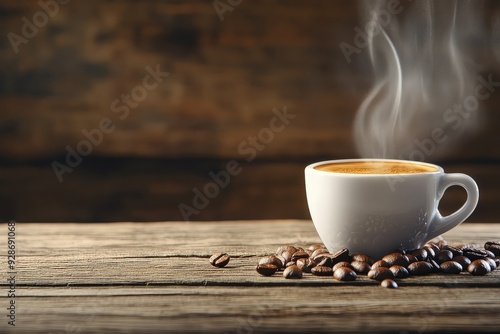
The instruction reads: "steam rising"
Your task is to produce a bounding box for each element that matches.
[354,0,485,160]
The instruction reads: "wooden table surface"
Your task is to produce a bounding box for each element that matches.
[1,220,500,333]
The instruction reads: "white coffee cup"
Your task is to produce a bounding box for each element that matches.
[305,159,479,259]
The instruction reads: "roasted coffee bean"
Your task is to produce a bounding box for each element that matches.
[351,254,375,265]
[382,253,409,267]
[458,243,481,252]
[332,261,353,272]
[281,250,295,264]
[351,260,371,275]
[285,261,296,268]
[380,278,398,289]
[255,263,278,276]
[429,259,441,273]
[442,245,463,257]
[276,245,297,256]
[258,255,283,270]
[425,242,441,253]
[276,255,287,270]
[410,248,428,261]
[209,252,230,268]
[311,265,334,276]
[311,248,330,258]
[437,239,448,249]
[313,253,333,264]
[463,249,489,261]
[495,258,500,268]
[452,255,471,271]
[408,261,433,275]
[316,256,334,268]
[484,258,497,271]
[468,259,491,276]
[296,258,315,273]
[390,265,409,278]
[440,261,462,274]
[435,250,453,264]
[308,244,325,252]
[367,267,394,281]
[484,250,496,259]
[333,266,357,281]
[422,246,436,259]
[484,241,500,256]
[291,250,309,261]
[331,248,351,263]
[405,254,418,264]
[283,265,303,279]
[371,260,390,269]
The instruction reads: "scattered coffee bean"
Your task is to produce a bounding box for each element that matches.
[371,260,390,269]
[276,245,297,256]
[209,252,230,268]
[468,259,491,276]
[484,241,500,256]
[437,239,448,249]
[380,278,398,289]
[383,253,409,267]
[291,250,310,261]
[440,261,462,274]
[442,245,463,257]
[313,253,332,264]
[283,265,303,279]
[452,255,471,271]
[332,261,353,272]
[435,250,453,264]
[463,249,489,261]
[425,242,441,252]
[422,246,436,259]
[311,265,334,276]
[459,243,481,252]
[408,261,433,275]
[255,263,278,276]
[494,258,500,268]
[316,256,334,268]
[311,248,330,258]
[296,258,316,273]
[333,266,357,281]
[285,261,296,268]
[484,250,496,258]
[258,255,283,270]
[351,260,371,275]
[281,250,295,264]
[484,257,497,271]
[390,265,409,279]
[276,255,287,270]
[351,254,374,265]
[410,248,428,261]
[331,248,351,263]
[405,254,418,264]
[429,259,441,273]
[367,267,394,281]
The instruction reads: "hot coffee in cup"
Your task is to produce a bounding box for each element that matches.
[305,159,479,259]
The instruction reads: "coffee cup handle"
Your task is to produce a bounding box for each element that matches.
[428,173,479,240]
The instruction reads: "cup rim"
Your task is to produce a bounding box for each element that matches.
[306,158,443,176]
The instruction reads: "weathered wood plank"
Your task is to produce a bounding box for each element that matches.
[1,221,500,333]
[6,285,500,333]
[2,221,499,286]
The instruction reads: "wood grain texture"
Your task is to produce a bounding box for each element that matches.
[1,220,499,332]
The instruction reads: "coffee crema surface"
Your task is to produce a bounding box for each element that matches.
[314,161,438,174]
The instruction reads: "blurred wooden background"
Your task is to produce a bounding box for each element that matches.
[0,0,499,222]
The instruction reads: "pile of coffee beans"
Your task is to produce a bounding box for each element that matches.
[253,240,500,288]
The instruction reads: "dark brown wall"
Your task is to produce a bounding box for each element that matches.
[1,0,499,222]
